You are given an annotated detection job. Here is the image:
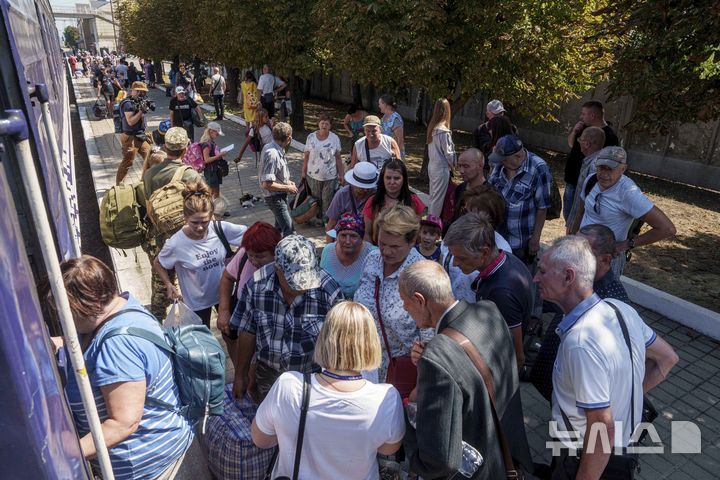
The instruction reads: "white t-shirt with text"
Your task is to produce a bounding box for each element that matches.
[158,221,246,310]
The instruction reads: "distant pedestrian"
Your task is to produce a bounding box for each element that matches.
[426,98,456,216]
[210,67,226,120]
[474,99,510,158]
[169,86,201,142]
[236,108,273,163]
[127,62,138,83]
[257,65,285,119]
[379,94,405,157]
[343,103,367,144]
[302,114,343,227]
[241,70,259,123]
[114,58,128,88]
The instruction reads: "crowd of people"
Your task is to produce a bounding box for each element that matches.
[66,51,684,480]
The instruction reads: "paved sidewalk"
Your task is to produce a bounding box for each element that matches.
[74,78,719,480]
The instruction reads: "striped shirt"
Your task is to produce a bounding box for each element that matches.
[489,149,553,250]
[231,264,343,372]
[65,295,194,480]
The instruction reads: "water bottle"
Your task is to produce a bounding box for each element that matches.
[404,400,484,477]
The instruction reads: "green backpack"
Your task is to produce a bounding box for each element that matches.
[148,166,192,236]
[99,183,147,249]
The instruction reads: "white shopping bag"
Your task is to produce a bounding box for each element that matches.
[164,300,203,327]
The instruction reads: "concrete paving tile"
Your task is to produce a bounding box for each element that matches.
[675,368,708,387]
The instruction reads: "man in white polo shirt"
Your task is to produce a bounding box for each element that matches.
[577,146,675,277]
[534,236,677,479]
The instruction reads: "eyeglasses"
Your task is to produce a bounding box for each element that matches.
[593,192,603,214]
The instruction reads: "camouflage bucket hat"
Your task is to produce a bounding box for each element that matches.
[275,235,321,291]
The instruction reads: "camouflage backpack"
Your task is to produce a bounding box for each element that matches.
[148,166,192,236]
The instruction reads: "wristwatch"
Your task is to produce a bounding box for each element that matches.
[627,238,636,250]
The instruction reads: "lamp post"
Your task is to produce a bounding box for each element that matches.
[108,0,118,53]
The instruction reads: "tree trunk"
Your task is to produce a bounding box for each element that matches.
[418,144,430,185]
[352,82,363,107]
[415,88,426,125]
[290,74,305,132]
[226,66,240,107]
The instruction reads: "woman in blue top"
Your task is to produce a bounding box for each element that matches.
[343,103,367,144]
[51,255,194,480]
[379,93,405,157]
[320,213,375,298]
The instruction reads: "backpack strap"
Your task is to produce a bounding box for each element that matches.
[98,317,181,412]
[213,221,232,258]
[440,327,519,479]
[584,173,598,197]
[170,165,192,184]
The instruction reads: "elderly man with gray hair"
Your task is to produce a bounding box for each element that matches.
[534,236,677,479]
[259,122,297,236]
[399,260,532,479]
[444,212,533,371]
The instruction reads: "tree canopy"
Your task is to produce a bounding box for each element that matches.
[63,26,80,49]
[601,0,720,133]
[115,0,720,131]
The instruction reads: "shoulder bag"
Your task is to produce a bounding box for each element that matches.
[375,277,417,398]
[264,372,311,480]
[440,327,528,479]
[555,302,640,479]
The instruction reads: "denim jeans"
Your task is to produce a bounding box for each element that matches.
[265,194,294,237]
[563,183,576,222]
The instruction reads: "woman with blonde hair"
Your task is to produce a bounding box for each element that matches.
[354,205,433,382]
[252,301,405,480]
[426,98,456,216]
[154,180,246,326]
[236,107,273,163]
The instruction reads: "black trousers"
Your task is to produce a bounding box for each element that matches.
[213,94,224,118]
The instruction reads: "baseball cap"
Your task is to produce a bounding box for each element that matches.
[344,161,378,189]
[486,99,505,115]
[595,146,627,169]
[420,214,443,232]
[207,121,224,136]
[175,86,186,94]
[164,127,190,151]
[362,115,382,127]
[158,119,171,134]
[275,235,321,291]
[488,134,524,164]
[131,81,148,92]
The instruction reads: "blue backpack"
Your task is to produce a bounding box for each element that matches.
[99,308,226,421]
[113,99,132,134]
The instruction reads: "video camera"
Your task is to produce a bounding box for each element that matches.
[130,96,156,113]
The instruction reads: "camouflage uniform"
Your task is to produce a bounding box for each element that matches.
[141,228,175,321]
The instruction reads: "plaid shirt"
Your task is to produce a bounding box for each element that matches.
[489,149,552,250]
[231,263,343,373]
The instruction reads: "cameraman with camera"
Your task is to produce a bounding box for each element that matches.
[116,81,155,184]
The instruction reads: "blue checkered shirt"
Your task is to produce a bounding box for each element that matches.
[203,385,275,479]
[230,263,343,373]
[489,149,553,250]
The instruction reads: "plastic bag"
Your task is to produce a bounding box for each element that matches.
[165,300,203,327]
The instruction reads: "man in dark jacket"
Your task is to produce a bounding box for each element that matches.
[400,260,533,479]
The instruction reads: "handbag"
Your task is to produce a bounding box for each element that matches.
[441,327,532,480]
[264,372,311,480]
[554,302,640,480]
[290,179,319,224]
[374,277,417,398]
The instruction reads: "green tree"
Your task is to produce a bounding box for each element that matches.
[602,0,720,133]
[63,26,80,49]
[314,0,611,122]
